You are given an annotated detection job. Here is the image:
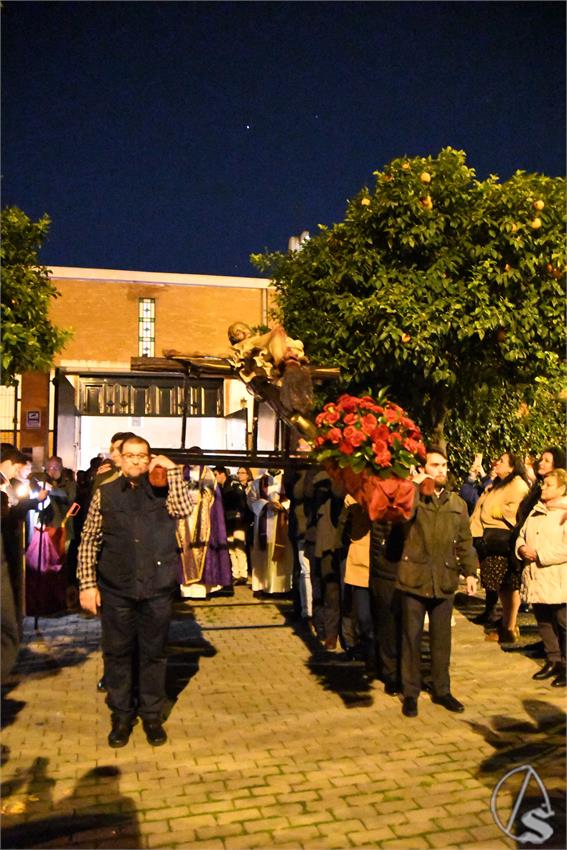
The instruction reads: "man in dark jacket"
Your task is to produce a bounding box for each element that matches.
[78,436,194,748]
[395,448,478,718]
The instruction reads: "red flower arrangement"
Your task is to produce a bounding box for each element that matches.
[312,393,427,521]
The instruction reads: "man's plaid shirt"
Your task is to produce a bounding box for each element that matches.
[77,467,194,591]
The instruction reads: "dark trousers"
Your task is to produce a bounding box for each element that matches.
[320,554,341,641]
[101,588,173,722]
[401,592,453,698]
[532,603,566,664]
[370,576,402,685]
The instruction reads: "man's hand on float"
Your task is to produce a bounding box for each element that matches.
[149,455,177,472]
[80,587,101,616]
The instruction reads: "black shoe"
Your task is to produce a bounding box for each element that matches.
[97,677,107,693]
[472,611,496,625]
[108,717,132,748]
[402,696,418,717]
[551,669,566,688]
[432,693,465,713]
[532,661,561,680]
[143,720,167,746]
[384,681,401,696]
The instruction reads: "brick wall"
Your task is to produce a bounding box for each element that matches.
[48,276,269,363]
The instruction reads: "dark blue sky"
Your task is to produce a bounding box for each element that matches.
[2,1,565,276]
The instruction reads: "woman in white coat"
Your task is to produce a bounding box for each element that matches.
[516,469,567,687]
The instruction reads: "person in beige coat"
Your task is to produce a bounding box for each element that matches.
[342,495,374,671]
[470,453,530,642]
[516,469,567,687]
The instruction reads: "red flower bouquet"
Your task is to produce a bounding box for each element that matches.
[312,394,426,522]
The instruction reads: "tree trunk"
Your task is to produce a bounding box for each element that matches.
[429,396,449,452]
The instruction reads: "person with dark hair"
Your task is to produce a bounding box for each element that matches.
[92,432,137,493]
[1,445,34,643]
[515,446,567,531]
[213,465,248,585]
[470,452,530,642]
[77,436,194,748]
[395,448,478,718]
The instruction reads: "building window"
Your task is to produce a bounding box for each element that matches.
[138,298,155,357]
[77,377,223,417]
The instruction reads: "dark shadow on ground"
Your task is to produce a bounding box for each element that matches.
[468,699,566,850]
[1,759,140,849]
[164,601,217,720]
[275,603,375,708]
[454,591,546,661]
[6,614,101,685]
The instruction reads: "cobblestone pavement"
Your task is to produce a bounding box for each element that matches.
[1,587,565,850]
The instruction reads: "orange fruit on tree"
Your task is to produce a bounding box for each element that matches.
[530,217,542,229]
[533,199,545,211]
[420,172,431,183]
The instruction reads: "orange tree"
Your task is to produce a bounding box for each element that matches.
[251,148,565,475]
[1,207,70,385]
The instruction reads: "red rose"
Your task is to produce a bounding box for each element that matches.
[323,409,340,425]
[384,407,402,423]
[315,412,326,427]
[339,440,354,455]
[361,413,377,435]
[327,427,342,444]
[343,425,366,447]
[343,412,358,425]
[315,435,326,447]
[404,437,420,454]
[371,424,390,442]
[388,431,403,447]
[373,438,392,467]
[337,395,359,412]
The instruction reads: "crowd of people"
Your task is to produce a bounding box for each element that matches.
[1,435,565,745]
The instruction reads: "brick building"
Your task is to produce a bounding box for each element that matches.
[1,265,278,470]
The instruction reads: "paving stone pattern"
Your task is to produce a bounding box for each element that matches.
[1,587,565,849]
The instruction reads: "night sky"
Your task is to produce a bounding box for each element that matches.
[2,1,565,277]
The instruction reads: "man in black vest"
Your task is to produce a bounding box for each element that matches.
[78,436,193,748]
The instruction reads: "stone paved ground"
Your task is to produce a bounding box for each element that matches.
[1,587,565,850]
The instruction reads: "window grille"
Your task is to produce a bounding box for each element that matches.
[138,298,155,357]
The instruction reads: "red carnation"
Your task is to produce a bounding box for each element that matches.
[339,440,354,455]
[343,412,358,425]
[384,407,402,423]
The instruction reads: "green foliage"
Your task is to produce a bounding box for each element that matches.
[251,148,566,475]
[1,207,71,385]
